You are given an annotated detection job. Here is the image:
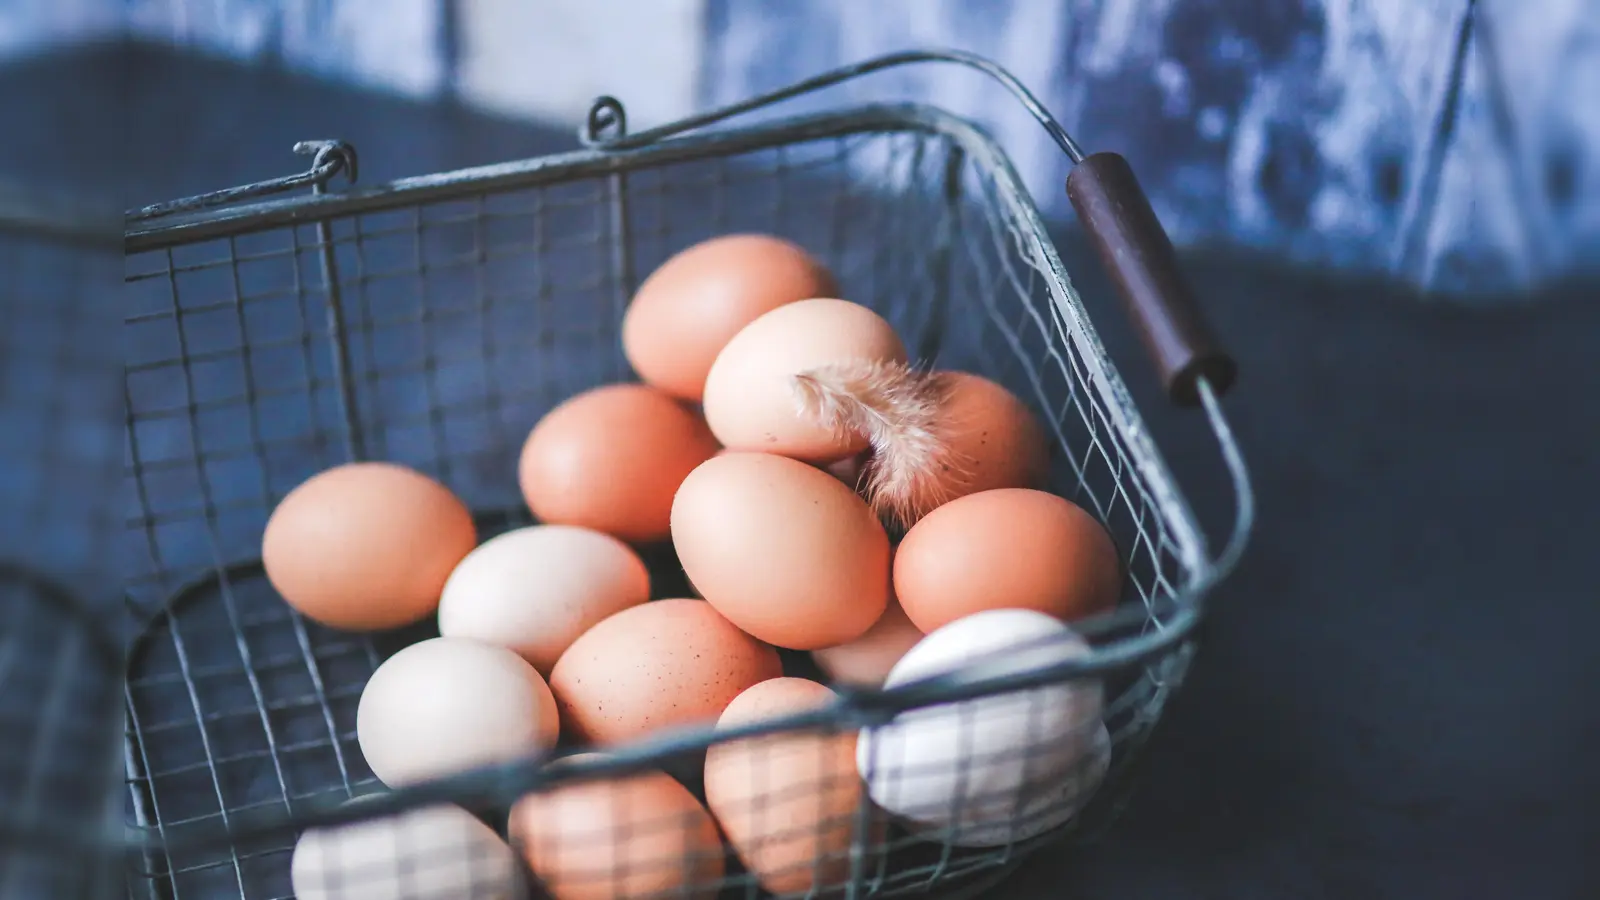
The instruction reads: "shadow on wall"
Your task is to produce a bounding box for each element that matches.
[22,0,1598,300]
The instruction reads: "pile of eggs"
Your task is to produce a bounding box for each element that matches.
[262,235,1123,900]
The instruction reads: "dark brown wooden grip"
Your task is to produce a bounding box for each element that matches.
[1065,152,1236,406]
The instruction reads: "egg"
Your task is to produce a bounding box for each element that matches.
[518,383,721,543]
[510,756,725,900]
[548,599,782,745]
[262,462,476,631]
[810,589,923,688]
[356,637,559,786]
[701,298,907,462]
[894,488,1121,633]
[856,609,1110,847]
[926,371,1050,505]
[437,524,651,674]
[704,678,880,895]
[622,234,837,402]
[290,801,521,900]
[670,452,890,650]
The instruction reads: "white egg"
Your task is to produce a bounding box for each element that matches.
[437,524,650,675]
[855,608,1110,847]
[290,801,521,900]
[356,637,559,787]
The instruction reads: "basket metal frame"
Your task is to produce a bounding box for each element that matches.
[120,51,1254,899]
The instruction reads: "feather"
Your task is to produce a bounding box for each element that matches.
[791,359,972,528]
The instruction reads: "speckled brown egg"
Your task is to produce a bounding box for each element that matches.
[547,599,783,745]
[622,234,837,402]
[930,372,1050,504]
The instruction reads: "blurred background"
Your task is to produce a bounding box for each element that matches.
[4,1,1599,898]
[11,0,1600,295]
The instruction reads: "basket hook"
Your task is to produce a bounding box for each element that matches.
[581,96,629,147]
[294,139,360,189]
[126,139,359,222]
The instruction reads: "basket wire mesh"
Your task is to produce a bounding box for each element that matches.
[0,183,123,900]
[120,53,1249,900]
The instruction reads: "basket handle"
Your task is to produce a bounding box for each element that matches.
[1065,152,1237,407]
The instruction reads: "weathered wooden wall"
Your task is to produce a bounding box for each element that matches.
[24,0,1600,299]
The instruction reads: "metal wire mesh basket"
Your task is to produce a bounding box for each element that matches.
[0,181,123,900]
[121,51,1251,900]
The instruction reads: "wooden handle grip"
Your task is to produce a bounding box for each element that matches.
[1066,152,1236,406]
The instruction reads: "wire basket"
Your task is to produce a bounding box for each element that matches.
[121,51,1251,900]
[0,181,123,899]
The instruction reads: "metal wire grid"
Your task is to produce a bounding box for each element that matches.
[0,222,122,595]
[0,202,124,898]
[0,569,124,899]
[492,701,1122,899]
[123,111,1201,900]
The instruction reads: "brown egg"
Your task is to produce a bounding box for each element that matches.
[511,756,725,900]
[894,489,1121,633]
[548,599,783,745]
[704,678,880,895]
[671,452,890,650]
[810,589,924,688]
[622,234,837,402]
[519,383,721,544]
[931,372,1050,503]
[261,462,476,631]
[701,299,907,463]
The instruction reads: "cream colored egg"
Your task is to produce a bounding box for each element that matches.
[437,525,651,675]
[357,637,559,787]
[700,298,907,463]
[290,801,521,900]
